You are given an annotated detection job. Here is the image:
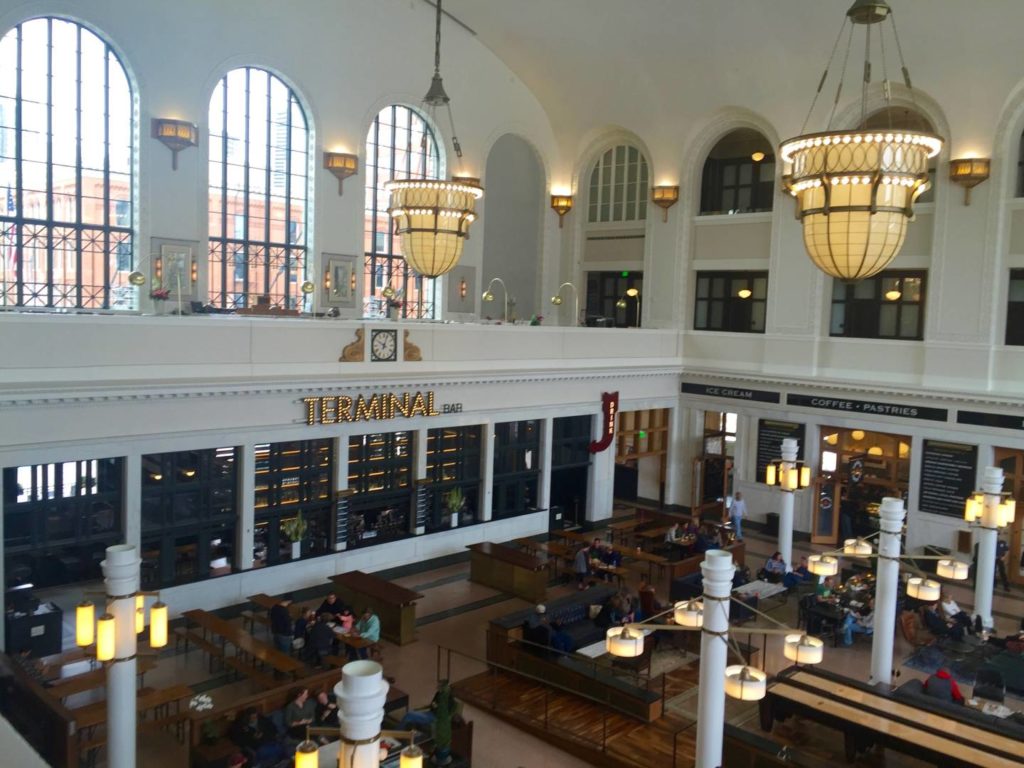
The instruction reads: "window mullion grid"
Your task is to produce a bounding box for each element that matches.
[262,77,272,305]
[369,115,380,297]
[74,27,84,306]
[218,78,229,307]
[45,19,54,307]
[283,94,294,308]
[242,69,252,305]
[101,45,112,308]
[13,24,24,306]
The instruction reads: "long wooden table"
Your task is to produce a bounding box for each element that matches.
[328,571,424,645]
[46,657,157,701]
[182,609,306,678]
[71,683,194,730]
[553,529,667,580]
[762,668,1024,767]
[467,542,547,603]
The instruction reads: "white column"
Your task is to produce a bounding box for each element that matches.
[480,422,494,522]
[333,437,349,551]
[335,660,389,768]
[586,414,614,523]
[695,549,735,768]
[537,417,553,519]
[663,406,683,506]
[236,444,255,571]
[777,438,799,573]
[122,453,141,551]
[974,465,1003,630]
[102,544,139,768]
[869,497,905,686]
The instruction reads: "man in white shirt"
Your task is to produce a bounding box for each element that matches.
[730,492,747,541]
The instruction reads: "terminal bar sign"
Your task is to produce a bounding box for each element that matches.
[589,391,619,453]
[303,391,440,425]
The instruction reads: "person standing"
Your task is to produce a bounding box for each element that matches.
[573,542,590,590]
[996,536,1011,591]
[730,491,747,541]
[270,595,294,654]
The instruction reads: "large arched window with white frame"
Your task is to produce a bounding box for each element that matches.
[364,105,442,319]
[0,17,134,309]
[208,67,308,309]
[587,144,649,224]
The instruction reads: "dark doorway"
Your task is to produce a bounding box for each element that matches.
[551,467,588,530]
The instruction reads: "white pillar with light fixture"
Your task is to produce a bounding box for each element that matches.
[765,438,810,573]
[695,549,734,768]
[334,660,389,768]
[586,414,614,523]
[102,545,140,768]
[971,466,1011,630]
[869,497,905,686]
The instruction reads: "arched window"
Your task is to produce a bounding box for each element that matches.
[700,129,774,215]
[364,105,442,319]
[587,145,648,223]
[0,18,133,309]
[208,67,308,309]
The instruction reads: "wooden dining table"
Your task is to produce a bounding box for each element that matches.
[47,657,157,701]
[182,609,305,678]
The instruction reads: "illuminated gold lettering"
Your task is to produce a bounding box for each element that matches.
[338,396,353,422]
[368,394,382,420]
[355,395,373,421]
[303,397,318,425]
[427,390,440,416]
[411,392,428,417]
[392,393,411,418]
[320,397,337,424]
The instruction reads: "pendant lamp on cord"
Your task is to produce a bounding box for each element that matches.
[386,0,482,279]
[780,0,942,281]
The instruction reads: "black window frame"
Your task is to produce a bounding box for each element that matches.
[347,431,414,548]
[584,270,643,328]
[424,426,482,532]
[699,155,774,215]
[492,420,540,520]
[551,415,593,470]
[1007,269,1024,345]
[693,270,768,333]
[830,270,926,341]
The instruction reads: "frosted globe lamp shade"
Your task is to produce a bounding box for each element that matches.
[724,665,767,701]
[606,626,644,657]
[400,745,424,768]
[843,538,872,557]
[386,179,483,278]
[783,633,824,665]
[999,498,1016,527]
[800,466,812,488]
[907,577,940,602]
[786,467,799,489]
[673,599,703,628]
[824,433,839,446]
[936,559,969,581]
[96,613,117,662]
[963,494,982,523]
[808,554,838,577]
[294,739,318,768]
[76,601,95,647]
[780,130,941,280]
[150,601,169,648]
[765,464,777,486]
[135,594,146,634]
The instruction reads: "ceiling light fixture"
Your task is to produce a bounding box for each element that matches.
[751,151,766,163]
[780,0,943,281]
[386,0,482,279]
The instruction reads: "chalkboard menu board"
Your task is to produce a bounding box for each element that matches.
[756,420,806,483]
[918,440,977,517]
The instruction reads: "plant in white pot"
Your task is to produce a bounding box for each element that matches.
[281,512,307,560]
[444,487,466,529]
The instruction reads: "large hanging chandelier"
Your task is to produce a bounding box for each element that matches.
[386,0,482,279]
[780,0,942,281]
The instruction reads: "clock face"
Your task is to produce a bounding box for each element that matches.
[370,329,398,362]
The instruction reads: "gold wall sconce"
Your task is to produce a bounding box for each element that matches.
[651,185,680,222]
[323,151,359,195]
[551,281,580,326]
[151,118,198,171]
[459,278,467,300]
[550,195,574,228]
[949,158,990,205]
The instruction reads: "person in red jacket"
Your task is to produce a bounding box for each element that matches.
[924,667,964,704]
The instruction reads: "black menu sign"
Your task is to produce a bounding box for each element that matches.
[918,440,977,517]
[756,419,805,484]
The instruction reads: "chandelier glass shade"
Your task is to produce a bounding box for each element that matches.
[781,130,940,280]
[605,626,644,657]
[724,665,767,701]
[386,179,483,278]
[783,633,824,665]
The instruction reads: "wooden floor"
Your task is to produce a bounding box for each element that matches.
[453,669,698,768]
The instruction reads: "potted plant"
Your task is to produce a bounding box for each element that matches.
[281,512,307,559]
[443,487,465,529]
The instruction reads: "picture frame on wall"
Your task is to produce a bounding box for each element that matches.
[150,237,198,303]
[323,253,359,308]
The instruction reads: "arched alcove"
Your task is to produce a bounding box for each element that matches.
[482,133,544,322]
[699,129,774,215]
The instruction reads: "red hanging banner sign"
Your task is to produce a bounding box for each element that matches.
[588,391,619,453]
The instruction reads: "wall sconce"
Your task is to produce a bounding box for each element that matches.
[323,151,359,195]
[651,185,680,222]
[949,158,990,205]
[151,118,198,171]
[550,281,580,326]
[459,278,467,300]
[550,195,574,228]
[482,277,509,322]
[615,287,641,326]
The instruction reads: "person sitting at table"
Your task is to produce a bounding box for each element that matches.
[923,601,965,642]
[317,593,347,621]
[270,595,294,654]
[815,576,836,602]
[313,689,339,743]
[683,519,699,536]
[348,606,381,660]
[939,592,973,635]
[336,606,354,632]
[230,707,285,767]
[548,619,573,655]
[693,529,716,555]
[783,556,814,589]
[602,543,623,574]
[840,597,874,646]
[924,667,964,704]
[284,686,316,740]
[593,594,621,630]
[293,608,315,649]
[309,612,336,666]
[664,523,680,544]
[638,575,662,620]
[761,552,787,583]
[574,543,591,590]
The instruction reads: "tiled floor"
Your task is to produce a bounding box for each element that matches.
[25,515,1024,767]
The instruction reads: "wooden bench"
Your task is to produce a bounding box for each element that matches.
[222,654,278,690]
[240,609,270,634]
[181,629,226,672]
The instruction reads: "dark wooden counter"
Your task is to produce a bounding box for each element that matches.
[467,542,547,603]
[329,571,424,646]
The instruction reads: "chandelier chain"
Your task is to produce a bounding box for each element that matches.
[826,23,855,131]
[801,19,850,134]
[860,19,872,127]
[433,0,443,75]
[887,9,921,115]
[879,19,891,123]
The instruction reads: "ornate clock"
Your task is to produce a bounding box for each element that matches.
[370,328,398,362]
